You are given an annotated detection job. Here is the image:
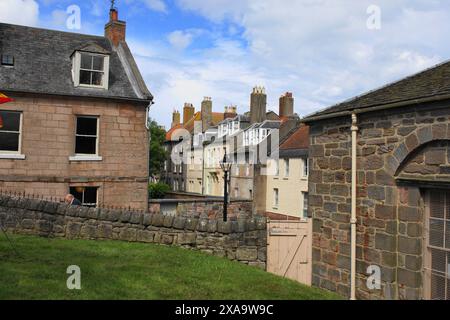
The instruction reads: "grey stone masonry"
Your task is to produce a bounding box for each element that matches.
[0,195,267,269]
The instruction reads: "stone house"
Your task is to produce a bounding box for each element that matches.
[162,121,185,192]
[254,125,310,220]
[218,114,251,198]
[186,103,236,195]
[171,88,300,201]
[203,138,227,197]
[303,61,450,300]
[161,99,225,193]
[0,8,153,209]
[227,90,299,201]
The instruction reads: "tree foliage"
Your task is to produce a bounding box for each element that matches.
[149,182,171,199]
[149,119,167,177]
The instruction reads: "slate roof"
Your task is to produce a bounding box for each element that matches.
[218,114,250,125]
[303,60,450,121]
[242,110,280,121]
[279,126,309,158]
[244,120,281,130]
[0,23,152,103]
[165,112,225,141]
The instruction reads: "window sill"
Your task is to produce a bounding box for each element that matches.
[0,153,26,160]
[76,84,107,90]
[69,155,103,162]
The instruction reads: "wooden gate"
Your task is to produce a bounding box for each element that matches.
[267,220,312,285]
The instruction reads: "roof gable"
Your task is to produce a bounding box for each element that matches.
[74,42,111,55]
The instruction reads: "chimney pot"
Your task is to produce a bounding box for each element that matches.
[105,8,126,46]
[250,86,267,124]
[201,97,213,132]
[110,8,118,21]
[224,105,237,119]
[172,110,181,128]
[183,103,195,125]
[279,92,294,118]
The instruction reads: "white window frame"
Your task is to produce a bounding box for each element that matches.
[69,115,102,162]
[0,110,25,159]
[72,51,110,89]
[273,188,279,208]
[302,192,309,219]
[69,186,99,208]
[303,157,309,177]
[285,159,290,177]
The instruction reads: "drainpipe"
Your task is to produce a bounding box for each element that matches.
[350,113,358,300]
[146,103,152,212]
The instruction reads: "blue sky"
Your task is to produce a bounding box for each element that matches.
[2,0,450,128]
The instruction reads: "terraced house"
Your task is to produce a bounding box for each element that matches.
[303,61,450,300]
[0,8,153,210]
[162,99,226,192]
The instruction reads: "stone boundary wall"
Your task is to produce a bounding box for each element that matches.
[149,199,253,220]
[0,195,267,269]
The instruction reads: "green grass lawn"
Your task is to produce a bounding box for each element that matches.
[0,234,340,300]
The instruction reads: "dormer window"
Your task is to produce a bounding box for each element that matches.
[80,53,105,86]
[72,51,110,89]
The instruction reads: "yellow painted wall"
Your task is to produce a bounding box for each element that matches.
[265,158,309,219]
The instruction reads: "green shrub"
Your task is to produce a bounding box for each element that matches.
[149,182,170,199]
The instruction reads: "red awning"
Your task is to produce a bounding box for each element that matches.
[0,92,13,104]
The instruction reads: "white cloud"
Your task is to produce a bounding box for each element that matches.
[170,0,450,121]
[143,0,168,13]
[0,0,39,26]
[129,35,271,127]
[176,0,246,22]
[167,30,194,50]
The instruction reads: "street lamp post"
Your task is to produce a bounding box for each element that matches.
[220,154,232,222]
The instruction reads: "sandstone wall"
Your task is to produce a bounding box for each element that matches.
[149,199,253,220]
[308,101,450,299]
[0,95,149,209]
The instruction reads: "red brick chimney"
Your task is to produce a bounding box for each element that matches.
[105,8,126,47]
[183,103,195,124]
